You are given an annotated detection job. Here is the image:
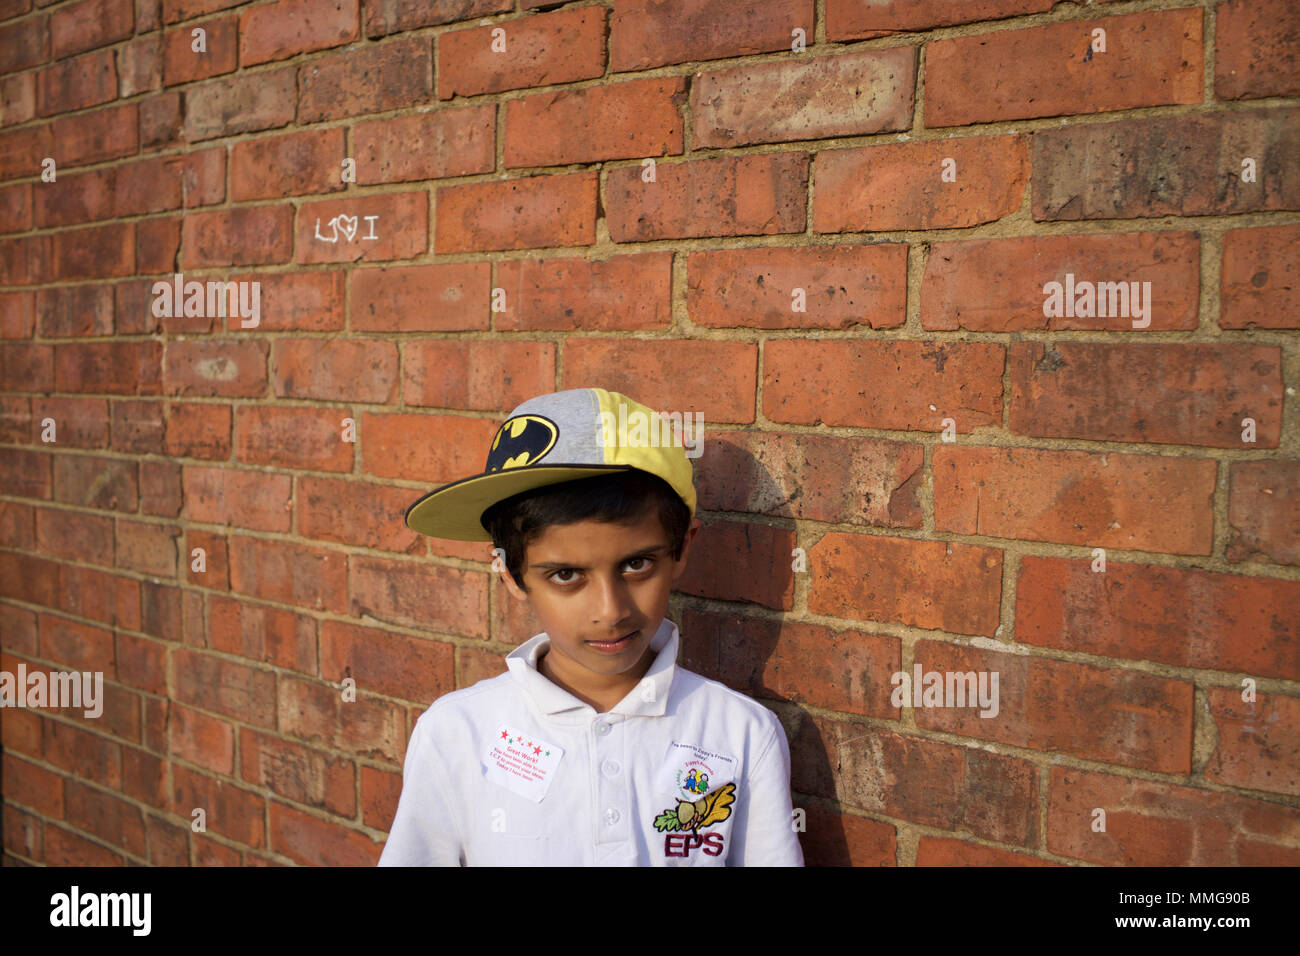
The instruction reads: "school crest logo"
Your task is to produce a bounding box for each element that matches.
[653,782,736,834]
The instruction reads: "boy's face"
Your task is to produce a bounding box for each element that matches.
[499,508,701,689]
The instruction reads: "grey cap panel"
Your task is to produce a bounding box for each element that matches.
[507,387,606,466]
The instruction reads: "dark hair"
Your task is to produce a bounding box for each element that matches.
[480,469,692,591]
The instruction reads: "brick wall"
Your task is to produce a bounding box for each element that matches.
[1,0,1297,866]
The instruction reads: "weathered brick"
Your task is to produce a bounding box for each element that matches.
[606,153,807,242]
[807,531,1002,636]
[165,401,231,460]
[439,5,604,99]
[298,35,430,122]
[230,128,346,201]
[361,0,508,38]
[182,465,292,532]
[1215,0,1300,100]
[435,171,597,253]
[1015,556,1299,681]
[678,517,796,610]
[689,243,907,330]
[321,619,454,704]
[162,14,237,85]
[350,262,489,332]
[184,66,295,141]
[610,0,813,71]
[693,47,914,148]
[815,135,1027,232]
[1227,460,1300,566]
[826,0,1053,40]
[934,445,1217,554]
[240,728,355,816]
[359,411,496,483]
[348,554,488,638]
[181,205,295,267]
[1221,224,1300,329]
[163,338,269,398]
[207,594,317,672]
[495,253,671,331]
[37,48,116,116]
[240,0,358,67]
[401,340,552,411]
[354,103,494,185]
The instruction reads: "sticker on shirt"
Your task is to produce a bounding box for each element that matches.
[658,740,737,801]
[652,782,737,859]
[481,726,564,804]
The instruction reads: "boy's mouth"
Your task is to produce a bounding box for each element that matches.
[586,630,639,652]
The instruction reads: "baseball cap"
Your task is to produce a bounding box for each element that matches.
[403,387,698,542]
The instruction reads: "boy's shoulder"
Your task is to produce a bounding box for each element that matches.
[670,663,784,737]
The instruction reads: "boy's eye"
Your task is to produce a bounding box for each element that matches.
[547,558,653,584]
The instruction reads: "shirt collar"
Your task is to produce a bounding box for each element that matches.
[506,617,679,717]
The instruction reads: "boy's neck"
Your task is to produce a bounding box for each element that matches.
[537,645,657,714]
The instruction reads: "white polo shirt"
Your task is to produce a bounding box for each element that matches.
[377,617,804,866]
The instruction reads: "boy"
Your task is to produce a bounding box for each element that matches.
[377,387,804,866]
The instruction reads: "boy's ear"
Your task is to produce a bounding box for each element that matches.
[498,567,529,601]
[671,517,703,582]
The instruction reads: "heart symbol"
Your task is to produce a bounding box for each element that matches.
[335,215,358,242]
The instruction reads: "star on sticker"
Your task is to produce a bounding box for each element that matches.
[545,750,550,756]
[533,745,542,755]
[500,730,508,739]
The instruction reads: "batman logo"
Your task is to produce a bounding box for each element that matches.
[484,414,558,472]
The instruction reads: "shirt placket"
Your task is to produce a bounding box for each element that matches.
[591,713,635,865]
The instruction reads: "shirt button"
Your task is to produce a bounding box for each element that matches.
[602,760,620,777]
[604,808,620,825]
[595,721,612,736]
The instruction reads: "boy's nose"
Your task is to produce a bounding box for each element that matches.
[590,575,637,627]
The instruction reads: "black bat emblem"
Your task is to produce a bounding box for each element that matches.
[484,415,559,472]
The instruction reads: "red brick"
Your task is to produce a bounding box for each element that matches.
[1008,342,1283,448]
[610,0,813,71]
[240,0,358,67]
[439,5,604,99]
[35,506,112,567]
[165,401,231,459]
[764,339,1003,432]
[792,713,1038,846]
[169,701,235,774]
[563,338,758,423]
[298,35,430,123]
[2,752,64,817]
[277,674,406,764]
[1221,224,1300,329]
[118,34,161,97]
[114,519,179,579]
[182,205,294,268]
[922,232,1200,331]
[361,0,508,38]
[270,337,396,403]
[401,340,552,411]
[360,764,401,829]
[807,531,1002,636]
[43,718,121,788]
[295,190,427,264]
[799,805,897,867]
[927,10,1201,126]
[689,243,907,330]
[913,640,1193,773]
[182,465,292,532]
[0,181,32,232]
[54,343,159,398]
[1227,461,1300,566]
[228,269,345,332]
[1204,687,1298,796]
[144,813,189,865]
[162,14,237,85]
[136,215,182,273]
[33,168,114,229]
[693,47,914,148]
[140,91,182,149]
[678,518,796,610]
[297,475,426,554]
[37,48,116,116]
[916,837,1057,867]
[172,647,277,728]
[45,824,125,865]
[171,763,265,848]
[495,253,671,331]
[1047,765,1300,865]
[1215,0,1300,100]
[934,445,1216,555]
[163,338,269,398]
[50,102,137,167]
[354,104,494,185]
[269,800,380,865]
[0,17,48,75]
[227,533,349,615]
[30,394,110,446]
[2,343,54,393]
[51,221,135,280]
[506,75,681,167]
[234,405,355,472]
[231,128,346,201]
[321,619,454,705]
[207,594,317,672]
[0,290,35,337]
[826,0,1053,40]
[349,555,488,638]
[359,411,495,483]
[435,171,596,253]
[682,608,900,719]
[1034,109,1300,220]
[52,452,137,511]
[184,66,295,141]
[606,153,807,242]
[1,71,37,125]
[351,261,489,331]
[815,135,1026,232]
[162,0,241,23]
[1015,556,1300,681]
[111,399,166,455]
[4,804,43,860]
[240,728,355,816]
